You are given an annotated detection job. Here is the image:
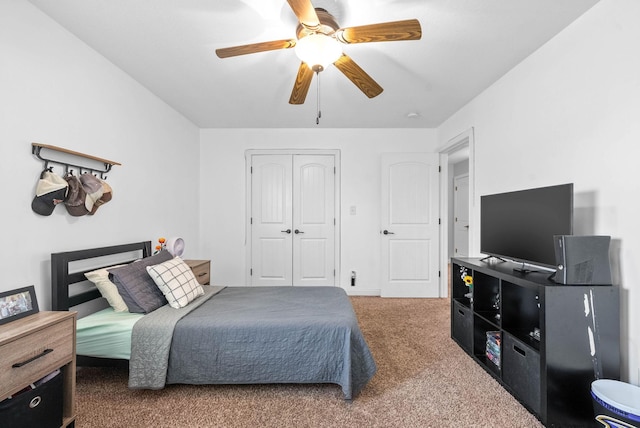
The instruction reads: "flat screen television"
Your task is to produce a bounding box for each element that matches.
[480,183,573,270]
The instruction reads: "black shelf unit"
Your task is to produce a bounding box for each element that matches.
[451,257,620,427]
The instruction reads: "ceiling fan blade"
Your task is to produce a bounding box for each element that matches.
[333,54,383,99]
[289,62,315,104]
[215,39,295,58]
[286,0,320,29]
[336,19,422,44]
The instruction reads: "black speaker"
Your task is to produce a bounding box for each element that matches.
[553,235,612,285]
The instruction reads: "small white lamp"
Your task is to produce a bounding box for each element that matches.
[165,237,185,257]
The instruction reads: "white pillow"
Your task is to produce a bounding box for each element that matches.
[146,257,204,309]
[84,264,129,312]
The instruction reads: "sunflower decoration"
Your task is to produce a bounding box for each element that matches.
[463,275,473,288]
[154,237,166,254]
[459,266,473,289]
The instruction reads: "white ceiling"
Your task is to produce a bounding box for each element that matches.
[28,0,600,128]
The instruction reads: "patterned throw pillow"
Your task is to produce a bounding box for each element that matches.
[146,257,204,309]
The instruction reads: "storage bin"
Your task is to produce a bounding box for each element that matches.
[592,379,640,427]
[0,370,63,428]
[502,332,541,414]
[452,301,472,353]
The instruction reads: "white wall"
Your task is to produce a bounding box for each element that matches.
[199,129,438,294]
[0,0,201,310]
[438,0,640,384]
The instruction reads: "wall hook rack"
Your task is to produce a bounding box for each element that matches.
[32,142,121,179]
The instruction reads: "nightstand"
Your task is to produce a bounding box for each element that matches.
[184,259,211,285]
[0,311,76,427]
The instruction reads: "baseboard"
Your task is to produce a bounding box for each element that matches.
[345,288,381,296]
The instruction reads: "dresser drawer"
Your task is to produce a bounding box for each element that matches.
[185,260,211,285]
[0,317,74,398]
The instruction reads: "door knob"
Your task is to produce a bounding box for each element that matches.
[294,229,304,234]
[281,229,291,234]
[383,230,395,235]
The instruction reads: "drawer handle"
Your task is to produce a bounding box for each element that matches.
[513,344,526,357]
[30,396,42,409]
[12,349,53,368]
[198,272,206,277]
[457,309,465,316]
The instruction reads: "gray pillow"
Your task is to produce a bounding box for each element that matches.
[108,251,172,313]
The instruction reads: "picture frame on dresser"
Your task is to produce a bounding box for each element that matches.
[0,285,39,326]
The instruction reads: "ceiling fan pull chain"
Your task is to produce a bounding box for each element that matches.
[316,70,321,125]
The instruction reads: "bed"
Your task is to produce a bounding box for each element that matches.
[51,241,376,399]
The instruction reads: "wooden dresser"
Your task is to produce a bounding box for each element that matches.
[0,311,76,427]
[184,259,211,285]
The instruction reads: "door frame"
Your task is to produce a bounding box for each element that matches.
[245,149,341,286]
[453,173,470,258]
[439,128,475,298]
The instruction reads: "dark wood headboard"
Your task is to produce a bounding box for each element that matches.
[51,241,151,311]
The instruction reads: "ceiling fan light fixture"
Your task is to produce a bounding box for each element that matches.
[295,33,342,71]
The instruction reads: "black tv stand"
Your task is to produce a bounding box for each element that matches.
[450,257,620,427]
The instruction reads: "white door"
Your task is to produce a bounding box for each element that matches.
[292,155,335,286]
[453,174,470,257]
[251,154,335,286]
[251,155,293,286]
[381,153,440,297]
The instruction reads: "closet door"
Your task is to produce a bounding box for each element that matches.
[292,155,335,286]
[250,155,293,286]
[250,154,335,286]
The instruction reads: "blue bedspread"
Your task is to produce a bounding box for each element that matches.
[166,286,376,399]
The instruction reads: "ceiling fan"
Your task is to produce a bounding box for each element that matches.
[215,0,422,105]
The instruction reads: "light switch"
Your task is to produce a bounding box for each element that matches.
[350,206,357,215]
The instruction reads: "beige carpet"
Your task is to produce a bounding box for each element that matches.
[74,297,543,427]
